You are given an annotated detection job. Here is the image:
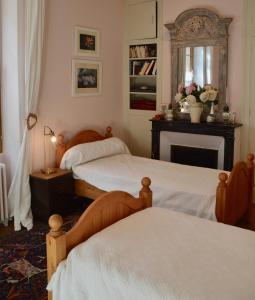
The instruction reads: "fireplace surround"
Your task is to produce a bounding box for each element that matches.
[150,120,242,171]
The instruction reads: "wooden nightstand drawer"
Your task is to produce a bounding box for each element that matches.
[30,169,74,221]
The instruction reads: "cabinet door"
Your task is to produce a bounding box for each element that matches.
[128,0,157,40]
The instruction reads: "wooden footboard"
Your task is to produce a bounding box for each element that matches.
[216,154,254,224]
[46,177,152,300]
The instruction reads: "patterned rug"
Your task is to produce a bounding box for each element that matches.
[0,213,82,300]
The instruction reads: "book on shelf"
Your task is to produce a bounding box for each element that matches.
[130,45,153,58]
[145,60,155,75]
[132,61,140,75]
[130,47,135,58]
[152,61,157,75]
[139,61,150,75]
[135,46,140,58]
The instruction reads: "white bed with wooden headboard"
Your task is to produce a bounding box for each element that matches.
[55,127,254,225]
[47,178,255,300]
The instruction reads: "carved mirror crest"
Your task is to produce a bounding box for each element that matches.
[165,8,232,110]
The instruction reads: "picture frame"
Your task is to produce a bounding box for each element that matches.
[72,59,102,97]
[74,26,100,57]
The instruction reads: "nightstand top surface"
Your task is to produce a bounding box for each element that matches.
[30,168,72,180]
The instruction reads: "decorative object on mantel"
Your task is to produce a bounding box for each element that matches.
[165,103,174,121]
[175,82,218,123]
[160,103,168,117]
[222,105,230,123]
[206,104,215,123]
[229,112,236,124]
[152,113,165,121]
[189,103,203,123]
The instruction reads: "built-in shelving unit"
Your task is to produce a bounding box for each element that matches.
[124,0,162,158]
[129,43,157,111]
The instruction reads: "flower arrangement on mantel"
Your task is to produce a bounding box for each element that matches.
[175,82,218,106]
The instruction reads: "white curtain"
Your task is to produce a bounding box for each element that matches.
[8,0,45,231]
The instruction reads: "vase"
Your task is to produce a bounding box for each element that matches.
[206,102,215,123]
[165,109,174,121]
[189,103,202,123]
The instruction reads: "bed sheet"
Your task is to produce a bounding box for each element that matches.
[73,154,226,220]
[48,207,255,300]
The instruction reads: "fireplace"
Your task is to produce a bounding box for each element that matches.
[160,131,224,169]
[150,120,242,171]
[171,145,218,169]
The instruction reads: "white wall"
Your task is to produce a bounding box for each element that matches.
[1,0,22,186]
[32,0,125,171]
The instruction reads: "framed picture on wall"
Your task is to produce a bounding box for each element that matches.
[74,26,100,57]
[72,59,102,96]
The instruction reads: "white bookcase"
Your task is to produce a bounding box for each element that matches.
[129,43,157,111]
[124,0,162,157]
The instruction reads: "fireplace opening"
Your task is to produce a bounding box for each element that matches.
[171,145,218,169]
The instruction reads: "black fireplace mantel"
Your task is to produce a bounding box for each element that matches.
[150,120,242,171]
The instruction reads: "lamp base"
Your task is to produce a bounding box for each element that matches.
[40,167,57,175]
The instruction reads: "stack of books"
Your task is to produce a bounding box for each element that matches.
[131,60,157,76]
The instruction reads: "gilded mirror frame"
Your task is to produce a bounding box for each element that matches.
[165,8,232,110]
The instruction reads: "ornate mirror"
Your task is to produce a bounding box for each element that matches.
[165,8,232,110]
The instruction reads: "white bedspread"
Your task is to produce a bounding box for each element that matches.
[48,208,255,300]
[73,154,225,220]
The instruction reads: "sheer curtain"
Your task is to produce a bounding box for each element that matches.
[8,0,45,231]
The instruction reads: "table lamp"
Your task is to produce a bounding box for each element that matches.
[41,126,57,175]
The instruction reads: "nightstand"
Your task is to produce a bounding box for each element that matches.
[30,169,74,221]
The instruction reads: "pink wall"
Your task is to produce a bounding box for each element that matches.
[161,0,244,120]
[32,0,125,170]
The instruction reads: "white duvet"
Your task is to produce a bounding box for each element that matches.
[73,154,225,220]
[48,208,255,300]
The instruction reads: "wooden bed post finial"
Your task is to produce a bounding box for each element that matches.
[47,214,66,299]
[105,126,113,138]
[140,177,152,208]
[216,172,228,223]
[49,214,64,237]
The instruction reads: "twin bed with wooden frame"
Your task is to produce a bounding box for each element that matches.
[46,177,255,300]
[55,126,254,225]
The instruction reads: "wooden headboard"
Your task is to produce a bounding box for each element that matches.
[46,177,152,300]
[55,126,113,168]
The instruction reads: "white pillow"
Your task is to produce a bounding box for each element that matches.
[60,137,130,169]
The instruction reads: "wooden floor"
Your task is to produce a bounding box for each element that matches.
[1,204,255,237]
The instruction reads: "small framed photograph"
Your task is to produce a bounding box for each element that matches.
[74,26,100,57]
[72,59,102,96]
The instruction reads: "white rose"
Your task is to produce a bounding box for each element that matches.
[186,95,197,105]
[208,89,218,101]
[175,92,183,102]
[200,91,209,103]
